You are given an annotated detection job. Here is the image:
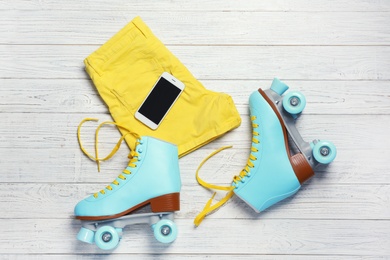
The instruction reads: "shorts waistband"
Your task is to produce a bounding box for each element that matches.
[84,16,154,76]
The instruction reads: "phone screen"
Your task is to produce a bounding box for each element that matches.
[138,77,182,125]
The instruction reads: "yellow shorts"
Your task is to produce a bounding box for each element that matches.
[84,16,241,157]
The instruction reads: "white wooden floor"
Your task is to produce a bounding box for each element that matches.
[1,0,390,259]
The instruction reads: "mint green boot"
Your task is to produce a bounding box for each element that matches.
[75,136,181,249]
[233,78,336,212]
[194,78,336,226]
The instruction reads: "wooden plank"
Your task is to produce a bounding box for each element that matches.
[0,218,388,255]
[1,11,389,45]
[0,255,379,260]
[1,79,389,115]
[0,113,387,184]
[1,255,384,260]
[2,0,390,12]
[0,144,388,185]
[1,45,389,80]
[0,183,388,220]
[0,113,386,150]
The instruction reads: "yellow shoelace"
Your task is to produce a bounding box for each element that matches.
[93,149,139,198]
[77,118,141,198]
[194,115,259,226]
[232,115,259,186]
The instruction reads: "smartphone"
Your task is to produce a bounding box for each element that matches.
[135,72,185,130]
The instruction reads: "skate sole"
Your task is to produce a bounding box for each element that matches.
[75,192,180,221]
[259,89,314,184]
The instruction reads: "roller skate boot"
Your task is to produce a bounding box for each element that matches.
[194,78,336,226]
[233,78,336,212]
[75,136,181,250]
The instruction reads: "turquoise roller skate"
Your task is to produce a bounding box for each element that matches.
[233,78,336,212]
[75,136,181,250]
[194,78,336,226]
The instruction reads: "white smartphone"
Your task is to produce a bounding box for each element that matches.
[135,72,185,130]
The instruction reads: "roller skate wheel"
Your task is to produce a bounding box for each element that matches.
[312,140,337,164]
[282,91,306,115]
[77,227,95,244]
[94,226,120,250]
[270,78,289,95]
[153,219,178,244]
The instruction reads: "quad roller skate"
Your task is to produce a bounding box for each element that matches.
[194,78,336,226]
[75,136,181,250]
[234,78,337,212]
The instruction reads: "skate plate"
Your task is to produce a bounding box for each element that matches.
[77,212,177,250]
[264,78,337,175]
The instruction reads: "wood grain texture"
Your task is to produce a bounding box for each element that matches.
[1,79,389,115]
[1,11,389,45]
[1,219,389,255]
[3,256,386,260]
[0,183,388,220]
[0,112,387,150]
[1,45,390,80]
[0,0,389,258]
[2,0,390,12]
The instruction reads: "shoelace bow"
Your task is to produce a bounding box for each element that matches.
[194,115,259,226]
[77,118,141,198]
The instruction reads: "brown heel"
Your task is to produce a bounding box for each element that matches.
[150,193,180,212]
[290,153,314,184]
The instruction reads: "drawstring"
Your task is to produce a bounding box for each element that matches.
[77,118,140,172]
[194,146,235,227]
